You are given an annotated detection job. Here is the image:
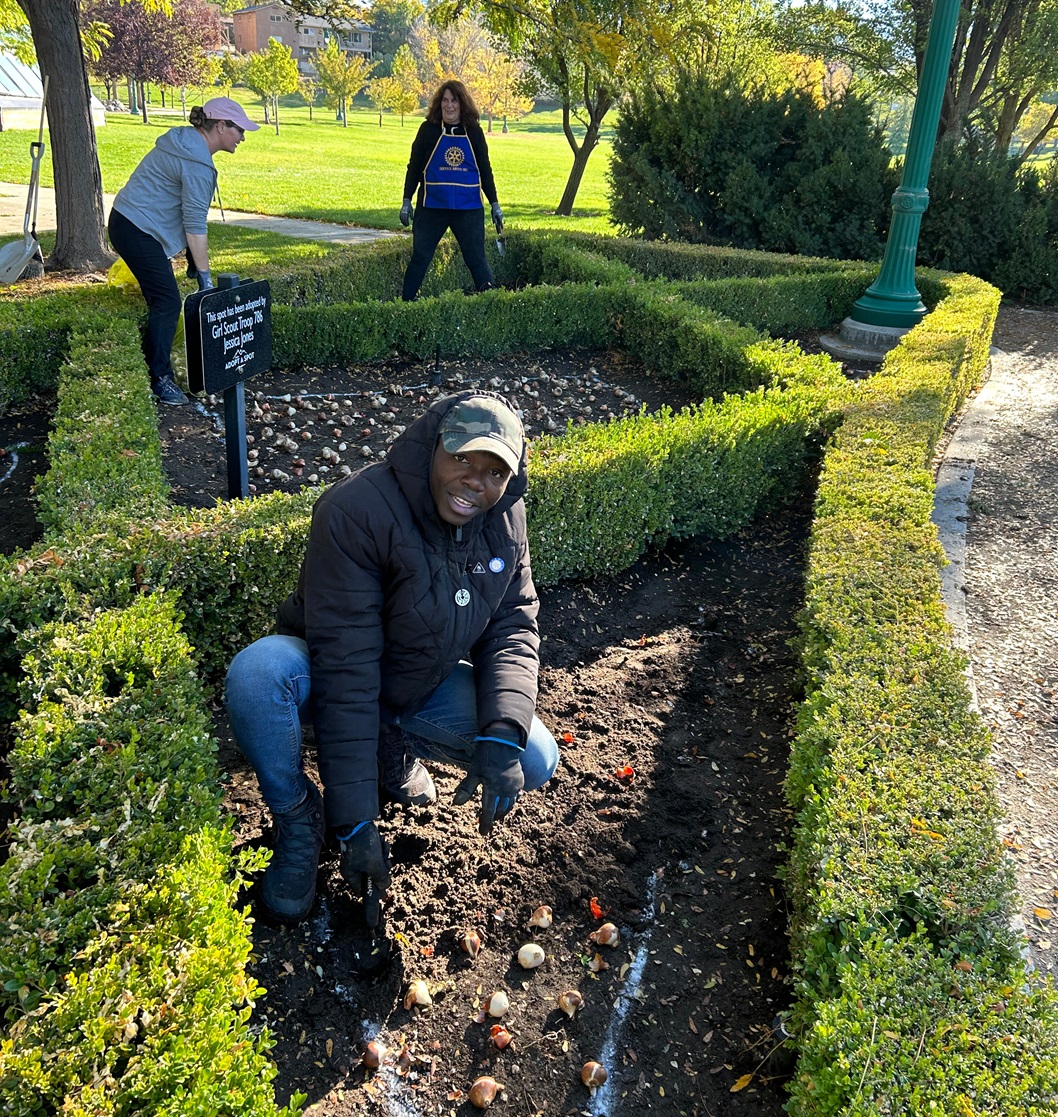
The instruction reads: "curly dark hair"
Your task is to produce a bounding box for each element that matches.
[188,106,220,131]
[425,80,480,128]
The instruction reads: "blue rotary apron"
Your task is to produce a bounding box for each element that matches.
[422,129,483,209]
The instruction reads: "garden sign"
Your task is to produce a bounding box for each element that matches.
[184,275,272,499]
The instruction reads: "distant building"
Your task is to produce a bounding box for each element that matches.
[0,52,106,131]
[232,3,372,75]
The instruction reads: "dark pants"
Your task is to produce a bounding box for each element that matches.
[402,205,494,301]
[107,209,182,384]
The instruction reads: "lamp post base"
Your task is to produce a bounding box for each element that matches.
[819,316,912,365]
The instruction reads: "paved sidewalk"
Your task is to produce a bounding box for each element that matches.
[934,305,1058,979]
[0,180,399,247]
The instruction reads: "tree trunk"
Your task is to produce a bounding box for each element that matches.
[139,81,148,125]
[273,95,280,135]
[16,0,111,271]
[1014,102,1058,168]
[556,134,598,216]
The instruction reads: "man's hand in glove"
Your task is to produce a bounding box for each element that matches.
[490,202,504,234]
[400,198,413,227]
[453,733,525,835]
[196,269,213,292]
[337,821,391,928]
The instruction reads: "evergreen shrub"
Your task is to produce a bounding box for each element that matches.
[785,272,1058,1113]
[918,142,1058,304]
[609,75,897,261]
[0,595,296,1116]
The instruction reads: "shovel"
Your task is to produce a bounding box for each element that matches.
[0,75,48,286]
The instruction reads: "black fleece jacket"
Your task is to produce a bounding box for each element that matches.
[276,392,538,829]
[402,119,498,207]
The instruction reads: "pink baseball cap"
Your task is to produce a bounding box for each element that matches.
[202,97,260,132]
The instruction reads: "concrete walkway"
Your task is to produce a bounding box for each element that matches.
[0,180,400,246]
[933,305,1058,980]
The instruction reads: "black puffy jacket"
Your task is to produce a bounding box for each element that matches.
[276,391,539,828]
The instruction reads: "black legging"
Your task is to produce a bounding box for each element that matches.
[402,205,494,301]
[107,209,182,385]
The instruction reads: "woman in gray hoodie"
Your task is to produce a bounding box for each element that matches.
[108,96,259,405]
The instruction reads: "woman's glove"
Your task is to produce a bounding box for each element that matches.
[196,269,213,292]
[491,202,504,234]
[337,821,391,928]
[454,734,525,835]
[399,198,413,227]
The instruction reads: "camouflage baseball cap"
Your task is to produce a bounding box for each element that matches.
[439,395,524,474]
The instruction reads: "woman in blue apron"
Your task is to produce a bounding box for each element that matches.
[400,80,504,301]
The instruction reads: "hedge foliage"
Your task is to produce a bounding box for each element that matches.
[0,595,298,1117]
[785,273,1058,1112]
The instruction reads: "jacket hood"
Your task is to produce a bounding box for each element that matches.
[387,390,529,534]
[155,126,215,168]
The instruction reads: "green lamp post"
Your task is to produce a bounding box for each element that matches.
[824,0,962,357]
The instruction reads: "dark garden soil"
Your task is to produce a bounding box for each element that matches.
[1,348,809,1117]
[0,391,52,556]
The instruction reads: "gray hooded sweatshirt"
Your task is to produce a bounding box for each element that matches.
[112,126,217,259]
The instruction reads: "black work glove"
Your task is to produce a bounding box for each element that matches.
[490,202,504,234]
[337,821,391,928]
[454,734,525,835]
[399,198,413,227]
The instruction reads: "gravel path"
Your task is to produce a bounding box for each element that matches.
[957,306,1058,977]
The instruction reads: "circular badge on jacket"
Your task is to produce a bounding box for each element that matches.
[445,146,465,167]
[455,588,471,607]
[489,556,505,573]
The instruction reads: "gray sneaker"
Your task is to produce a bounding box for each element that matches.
[380,732,436,806]
[260,781,324,922]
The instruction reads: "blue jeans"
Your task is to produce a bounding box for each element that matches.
[224,635,558,816]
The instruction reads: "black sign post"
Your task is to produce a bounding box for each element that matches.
[184,274,272,499]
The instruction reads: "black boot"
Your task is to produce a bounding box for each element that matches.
[379,729,436,806]
[260,781,324,922]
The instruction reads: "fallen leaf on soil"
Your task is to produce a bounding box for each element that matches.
[688,1017,698,1034]
[614,765,636,784]
[1034,908,1053,921]
[730,1073,753,1092]
[562,731,575,743]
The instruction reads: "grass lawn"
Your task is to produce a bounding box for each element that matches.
[18,224,352,277]
[0,98,615,235]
